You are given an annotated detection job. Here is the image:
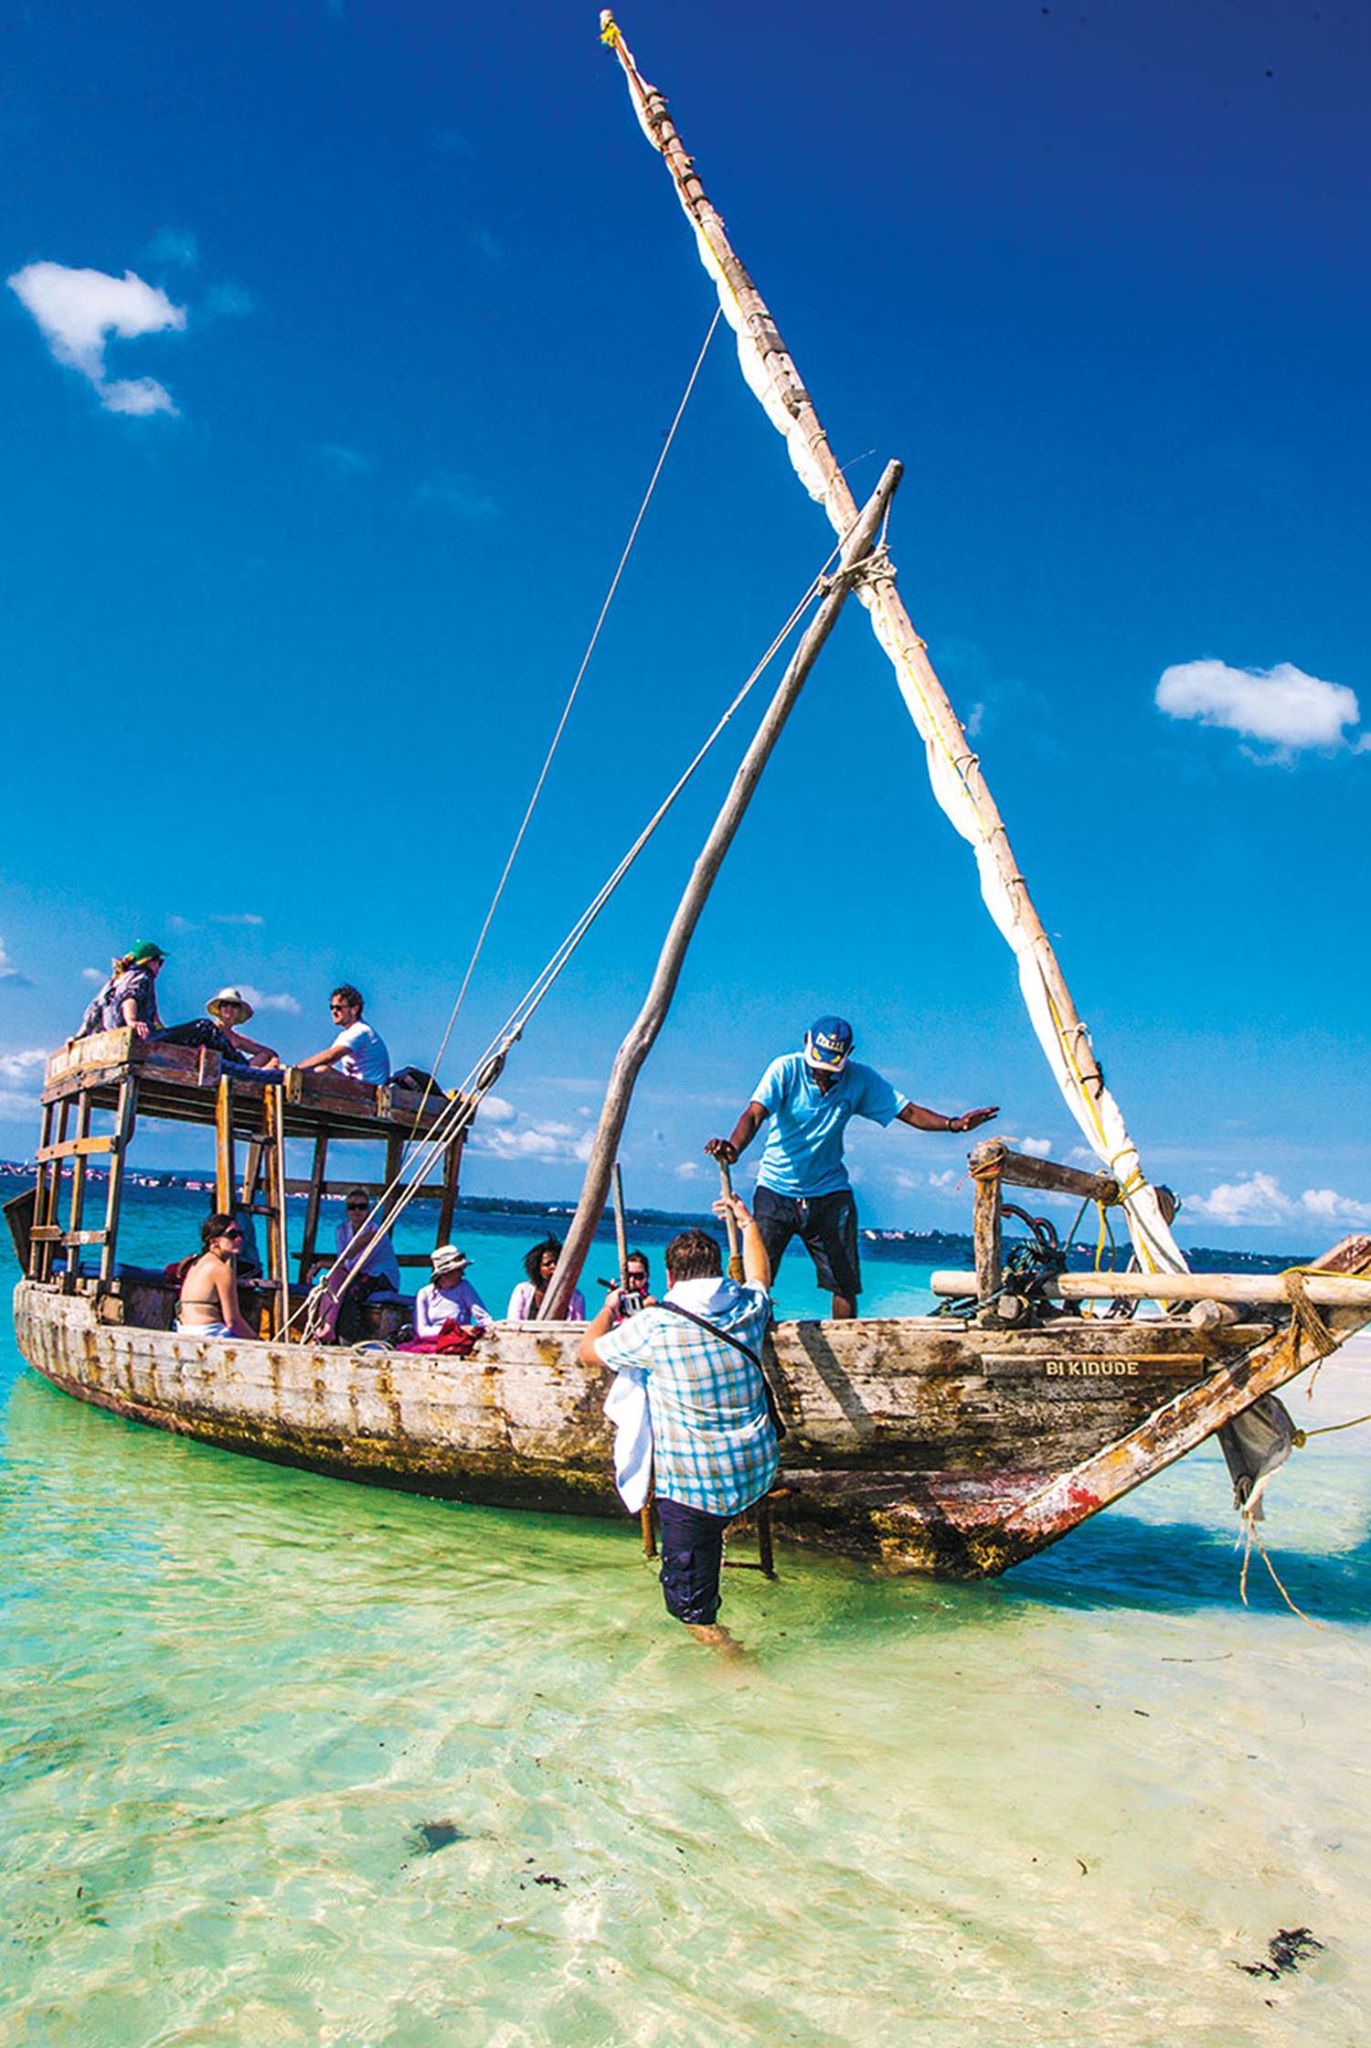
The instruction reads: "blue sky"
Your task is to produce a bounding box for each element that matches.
[2,0,1368,1248]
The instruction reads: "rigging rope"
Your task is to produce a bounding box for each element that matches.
[289,547,838,1338]
[415,307,723,1121]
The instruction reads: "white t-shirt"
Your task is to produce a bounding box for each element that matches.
[507,1279,586,1323]
[331,1020,390,1084]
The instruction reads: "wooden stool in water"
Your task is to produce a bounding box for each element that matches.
[724,1493,777,1581]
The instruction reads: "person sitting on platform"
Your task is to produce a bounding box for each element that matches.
[176,1213,256,1339]
[205,988,280,1069]
[77,945,263,1068]
[312,1187,401,1343]
[414,1244,493,1337]
[295,984,391,1085]
[79,940,167,1042]
[507,1237,586,1322]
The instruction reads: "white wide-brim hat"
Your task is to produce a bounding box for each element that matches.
[207,986,254,1023]
[431,1244,469,1275]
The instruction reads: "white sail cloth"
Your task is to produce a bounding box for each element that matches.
[685,216,1187,1278]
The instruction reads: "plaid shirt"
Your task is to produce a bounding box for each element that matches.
[596,1279,779,1517]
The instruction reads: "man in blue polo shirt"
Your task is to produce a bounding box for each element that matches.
[706,1015,997,1319]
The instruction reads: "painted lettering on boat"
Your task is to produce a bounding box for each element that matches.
[1044,1359,1140,1378]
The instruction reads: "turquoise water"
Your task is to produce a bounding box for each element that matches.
[4,1193,1371,2045]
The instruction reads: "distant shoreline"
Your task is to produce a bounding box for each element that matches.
[0,1160,1313,1273]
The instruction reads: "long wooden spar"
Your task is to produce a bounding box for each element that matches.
[597,12,1186,1281]
[541,461,902,1316]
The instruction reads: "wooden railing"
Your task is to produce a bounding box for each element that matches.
[967,1139,1119,1302]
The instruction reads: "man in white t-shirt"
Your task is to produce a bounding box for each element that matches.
[295,984,391,1085]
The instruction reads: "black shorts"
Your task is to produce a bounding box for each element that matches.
[753,1184,862,1302]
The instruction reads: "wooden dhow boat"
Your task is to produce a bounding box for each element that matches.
[11,15,1371,1580]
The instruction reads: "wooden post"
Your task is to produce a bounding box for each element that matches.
[436,1126,464,1251]
[241,1137,265,1208]
[264,1086,290,1337]
[32,1100,56,1280]
[972,1164,1003,1301]
[718,1161,744,1281]
[599,14,1185,1281]
[99,1078,136,1284]
[611,1161,629,1287]
[756,1497,775,1579]
[609,1160,656,1556]
[45,1097,71,1280]
[542,460,902,1315]
[298,1130,328,1286]
[67,1090,93,1270]
[215,1076,236,1216]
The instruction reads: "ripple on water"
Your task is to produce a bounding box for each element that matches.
[3,1306,1371,2043]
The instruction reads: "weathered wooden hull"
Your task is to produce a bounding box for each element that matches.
[17,1260,1371,1578]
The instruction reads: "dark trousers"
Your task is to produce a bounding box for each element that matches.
[656,1496,730,1626]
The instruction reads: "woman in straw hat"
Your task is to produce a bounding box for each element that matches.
[205,988,280,1069]
[415,1245,493,1338]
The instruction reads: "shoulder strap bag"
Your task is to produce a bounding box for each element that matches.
[657,1300,788,1442]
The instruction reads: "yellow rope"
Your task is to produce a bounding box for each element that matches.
[1293,1409,1371,1443]
[1237,1519,1326,1628]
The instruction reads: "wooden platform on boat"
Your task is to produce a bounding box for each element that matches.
[42,1029,453,1140]
[23,1029,473,1310]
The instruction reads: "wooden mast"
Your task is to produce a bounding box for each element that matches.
[541,460,902,1315]
[597,12,1185,1279]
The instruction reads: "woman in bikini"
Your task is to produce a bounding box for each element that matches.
[176,1213,256,1339]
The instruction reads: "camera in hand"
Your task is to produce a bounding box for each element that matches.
[598,1276,647,1318]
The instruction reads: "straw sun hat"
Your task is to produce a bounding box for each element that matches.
[430,1244,470,1276]
[207,986,254,1023]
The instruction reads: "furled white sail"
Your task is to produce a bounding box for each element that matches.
[604,11,1186,1276]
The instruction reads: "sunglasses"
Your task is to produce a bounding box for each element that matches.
[346,1204,368,1213]
[222,1229,244,1241]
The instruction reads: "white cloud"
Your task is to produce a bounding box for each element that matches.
[1184,1171,1371,1229]
[203,281,256,320]
[102,376,178,417]
[81,966,102,983]
[237,986,300,1016]
[467,1100,594,1163]
[1019,1136,1053,1158]
[415,471,498,520]
[0,1047,48,1119]
[474,1117,594,1165]
[1156,659,1362,756]
[1183,1171,1291,1226]
[1299,1186,1371,1226]
[675,1159,702,1180]
[8,261,186,416]
[320,443,376,477]
[926,1168,959,1190]
[145,228,199,269]
[0,936,33,987]
[210,911,264,927]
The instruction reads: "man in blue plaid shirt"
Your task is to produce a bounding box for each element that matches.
[581,1192,779,1645]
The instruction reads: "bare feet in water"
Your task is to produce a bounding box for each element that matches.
[685,1623,745,1658]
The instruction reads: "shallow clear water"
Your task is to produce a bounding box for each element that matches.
[4,1195,1371,2045]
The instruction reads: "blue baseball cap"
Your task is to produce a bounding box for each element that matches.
[804,1015,854,1072]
